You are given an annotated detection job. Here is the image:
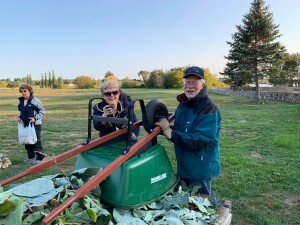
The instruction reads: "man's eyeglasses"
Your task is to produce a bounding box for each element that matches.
[103,90,120,97]
[184,80,200,86]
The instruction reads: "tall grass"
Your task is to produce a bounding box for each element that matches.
[0,87,299,224]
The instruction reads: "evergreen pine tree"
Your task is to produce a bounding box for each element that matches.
[44,73,48,88]
[41,73,44,88]
[48,72,52,88]
[57,76,64,89]
[52,70,56,88]
[222,0,286,99]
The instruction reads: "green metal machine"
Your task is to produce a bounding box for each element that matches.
[74,140,178,208]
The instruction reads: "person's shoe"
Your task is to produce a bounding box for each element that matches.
[31,159,42,165]
[24,158,35,164]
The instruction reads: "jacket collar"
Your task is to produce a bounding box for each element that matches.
[18,95,34,101]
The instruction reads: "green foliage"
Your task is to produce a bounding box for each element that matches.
[0,199,17,216]
[63,79,71,84]
[103,74,118,83]
[44,73,48,88]
[222,0,286,97]
[163,69,183,88]
[0,197,24,225]
[39,71,64,89]
[26,74,33,85]
[137,70,150,84]
[104,71,114,78]
[0,167,219,224]
[48,71,52,88]
[40,73,44,88]
[7,81,19,88]
[53,76,64,89]
[141,66,226,89]
[0,172,113,224]
[269,53,300,86]
[121,77,142,88]
[0,81,8,88]
[73,75,97,89]
[51,70,55,88]
[203,68,228,88]
[145,69,164,88]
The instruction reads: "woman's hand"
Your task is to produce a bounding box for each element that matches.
[29,117,36,123]
[131,133,138,141]
[102,105,113,117]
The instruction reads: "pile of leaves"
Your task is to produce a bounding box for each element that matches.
[112,188,220,225]
[0,154,11,169]
[0,167,221,225]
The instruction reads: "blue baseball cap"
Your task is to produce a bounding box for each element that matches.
[184,66,204,79]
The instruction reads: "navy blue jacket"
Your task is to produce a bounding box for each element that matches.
[170,87,221,180]
[18,95,45,127]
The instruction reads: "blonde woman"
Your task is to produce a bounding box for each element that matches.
[93,81,139,140]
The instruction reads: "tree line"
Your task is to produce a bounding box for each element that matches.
[136,67,226,89]
[0,71,72,89]
[0,66,226,90]
[67,67,226,89]
[40,71,64,89]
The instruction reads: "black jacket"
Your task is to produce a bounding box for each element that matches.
[93,97,139,137]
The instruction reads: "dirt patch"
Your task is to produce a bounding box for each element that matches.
[266,85,296,93]
[43,117,71,122]
[251,151,262,158]
[0,116,17,122]
[47,141,63,147]
[66,132,83,137]
[284,196,300,206]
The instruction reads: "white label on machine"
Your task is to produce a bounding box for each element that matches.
[151,173,167,184]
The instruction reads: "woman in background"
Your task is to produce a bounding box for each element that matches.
[17,84,45,165]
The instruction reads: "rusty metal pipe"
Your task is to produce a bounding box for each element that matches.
[0,121,142,186]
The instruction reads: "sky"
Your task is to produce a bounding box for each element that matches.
[1,0,300,80]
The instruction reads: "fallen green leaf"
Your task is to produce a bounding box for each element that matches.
[86,208,97,223]
[0,199,17,216]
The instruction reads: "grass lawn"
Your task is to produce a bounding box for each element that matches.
[0,87,299,224]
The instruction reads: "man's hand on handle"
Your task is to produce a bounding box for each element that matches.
[155,118,172,140]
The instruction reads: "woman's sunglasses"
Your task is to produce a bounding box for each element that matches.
[103,90,120,97]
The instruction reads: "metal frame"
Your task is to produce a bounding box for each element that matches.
[83,98,152,154]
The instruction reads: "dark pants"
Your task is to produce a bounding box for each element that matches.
[181,178,212,195]
[25,124,44,160]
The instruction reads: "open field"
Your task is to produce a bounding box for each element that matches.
[0,87,299,224]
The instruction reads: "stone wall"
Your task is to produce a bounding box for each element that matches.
[209,89,300,103]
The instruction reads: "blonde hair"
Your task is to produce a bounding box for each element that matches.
[100,81,119,94]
